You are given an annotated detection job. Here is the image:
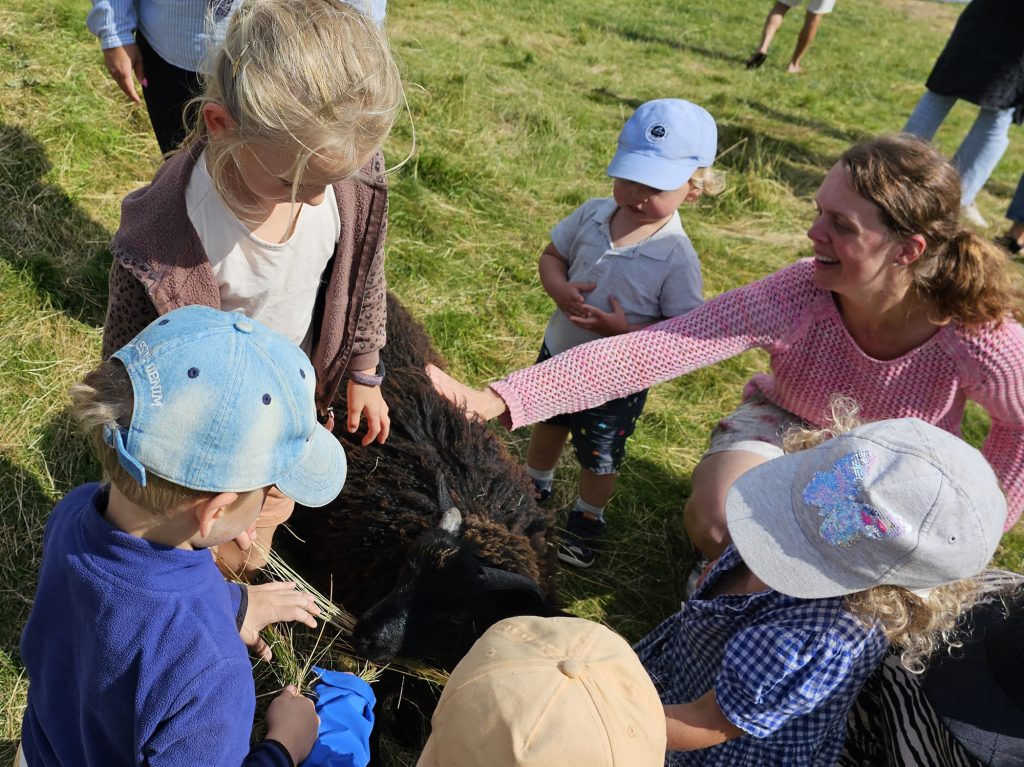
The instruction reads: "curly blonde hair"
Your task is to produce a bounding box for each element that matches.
[185,0,402,215]
[782,397,998,673]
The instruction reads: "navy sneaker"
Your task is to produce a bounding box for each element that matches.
[531,479,554,505]
[557,510,606,569]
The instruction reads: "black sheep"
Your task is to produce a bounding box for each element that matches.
[284,293,560,670]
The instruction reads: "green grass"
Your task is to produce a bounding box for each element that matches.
[1,0,1022,760]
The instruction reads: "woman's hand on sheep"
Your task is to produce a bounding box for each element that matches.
[240,581,320,662]
[426,364,509,421]
[346,378,391,445]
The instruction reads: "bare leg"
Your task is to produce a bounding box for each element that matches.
[1010,222,1024,242]
[756,2,790,54]
[788,11,823,73]
[682,450,772,559]
[578,469,617,509]
[526,422,571,470]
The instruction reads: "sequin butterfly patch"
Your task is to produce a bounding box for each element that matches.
[802,449,909,547]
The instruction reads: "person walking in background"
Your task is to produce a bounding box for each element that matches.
[902,0,1024,228]
[744,0,836,74]
[996,172,1024,256]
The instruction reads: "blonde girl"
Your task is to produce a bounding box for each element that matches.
[101,0,402,574]
[635,413,1006,765]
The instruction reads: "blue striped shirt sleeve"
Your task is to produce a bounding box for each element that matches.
[86,0,137,50]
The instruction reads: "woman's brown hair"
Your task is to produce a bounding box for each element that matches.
[841,135,1024,326]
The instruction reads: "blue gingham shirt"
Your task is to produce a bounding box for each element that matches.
[634,546,888,767]
[87,0,387,73]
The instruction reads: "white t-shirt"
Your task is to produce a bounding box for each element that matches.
[185,151,341,352]
[543,198,704,355]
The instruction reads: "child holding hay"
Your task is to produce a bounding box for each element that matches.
[100,0,403,576]
[525,98,723,568]
[18,306,346,767]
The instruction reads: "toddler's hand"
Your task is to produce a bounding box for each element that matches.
[346,379,390,445]
[551,281,596,318]
[568,296,629,336]
[264,685,319,765]
[240,582,319,662]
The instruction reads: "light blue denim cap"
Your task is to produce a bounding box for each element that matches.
[106,305,346,507]
[607,98,718,191]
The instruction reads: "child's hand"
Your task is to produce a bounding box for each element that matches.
[240,582,320,662]
[426,364,508,420]
[264,685,319,765]
[346,379,391,445]
[568,296,630,336]
[550,281,597,318]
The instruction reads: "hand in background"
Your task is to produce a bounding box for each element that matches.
[264,685,319,765]
[346,379,391,445]
[240,582,319,662]
[102,44,146,103]
[568,296,629,336]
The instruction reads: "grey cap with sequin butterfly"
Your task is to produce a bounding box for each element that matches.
[725,418,1006,599]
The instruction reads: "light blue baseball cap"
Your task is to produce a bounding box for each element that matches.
[607,99,718,191]
[105,305,346,507]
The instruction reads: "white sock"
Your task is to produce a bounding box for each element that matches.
[526,465,555,492]
[574,497,606,521]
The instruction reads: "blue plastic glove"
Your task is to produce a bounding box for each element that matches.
[300,667,376,767]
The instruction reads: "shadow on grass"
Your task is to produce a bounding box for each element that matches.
[0,408,96,665]
[744,100,863,145]
[555,452,697,644]
[586,19,747,65]
[0,741,17,763]
[0,124,112,327]
[0,454,50,666]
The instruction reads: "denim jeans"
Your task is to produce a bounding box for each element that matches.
[1007,173,1024,224]
[903,89,1014,206]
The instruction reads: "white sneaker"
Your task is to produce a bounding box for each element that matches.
[962,203,988,228]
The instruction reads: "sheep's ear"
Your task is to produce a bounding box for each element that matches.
[439,507,462,534]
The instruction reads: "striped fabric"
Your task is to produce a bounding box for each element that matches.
[839,654,982,767]
[87,0,388,73]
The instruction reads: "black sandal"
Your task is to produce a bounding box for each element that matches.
[745,51,768,70]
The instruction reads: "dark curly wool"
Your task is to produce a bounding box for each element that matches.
[285,293,559,669]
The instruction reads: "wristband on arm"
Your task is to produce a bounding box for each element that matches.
[347,359,385,387]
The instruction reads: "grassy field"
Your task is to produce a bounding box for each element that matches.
[1,0,1022,759]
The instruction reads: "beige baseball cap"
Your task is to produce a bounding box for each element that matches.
[416,616,666,767]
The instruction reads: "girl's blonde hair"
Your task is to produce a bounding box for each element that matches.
[690,166,726,196]
[783,397,1003,673]
[186,0,402,213]
[841,135,1024,326]
[70,360,211,514]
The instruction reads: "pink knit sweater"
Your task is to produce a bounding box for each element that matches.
[491,260,1024,529]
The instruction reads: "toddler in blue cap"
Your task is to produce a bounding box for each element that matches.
[18,306,350,767]
[525,98,724,568]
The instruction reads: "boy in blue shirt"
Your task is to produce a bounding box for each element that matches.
[19,306,348,766]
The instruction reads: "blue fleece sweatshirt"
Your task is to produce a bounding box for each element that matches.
[20,483,291,767]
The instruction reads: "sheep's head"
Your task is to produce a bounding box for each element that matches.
[351,477,560,668]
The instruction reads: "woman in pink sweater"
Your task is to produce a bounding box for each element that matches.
[430,136,1024,557]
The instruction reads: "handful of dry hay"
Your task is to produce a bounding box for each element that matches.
[252,544,449,693]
